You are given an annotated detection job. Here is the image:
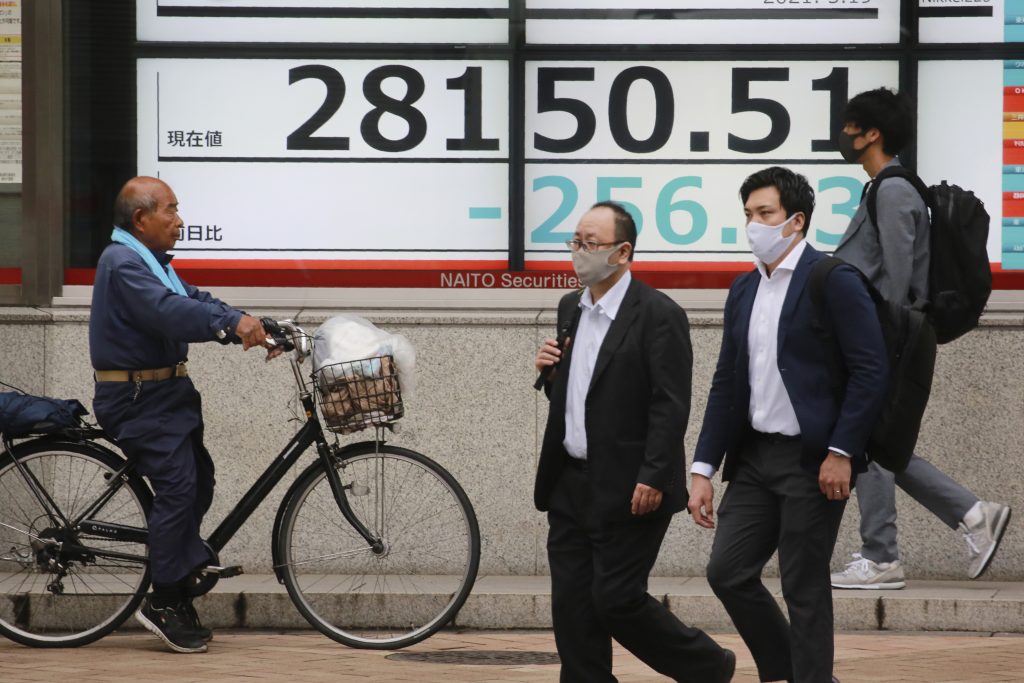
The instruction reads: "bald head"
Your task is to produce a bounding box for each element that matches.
[113,176,182,252]
[113,176,171,231]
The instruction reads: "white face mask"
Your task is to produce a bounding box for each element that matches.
[745,213,799,265]
[571,243,624,287]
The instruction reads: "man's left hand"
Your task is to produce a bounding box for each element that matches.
[631,483,663,516]
[819,452,852,501]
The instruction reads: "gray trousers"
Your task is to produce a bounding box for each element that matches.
[708,436,845,683]
[857,453,979,564]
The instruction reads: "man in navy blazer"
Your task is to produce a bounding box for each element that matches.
[687,167,888,683]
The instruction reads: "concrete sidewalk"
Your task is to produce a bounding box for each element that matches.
[183,575,1024,634]
[2,629,1023,682]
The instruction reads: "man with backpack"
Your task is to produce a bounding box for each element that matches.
[689,166,888,683]
[830,88,1011,589]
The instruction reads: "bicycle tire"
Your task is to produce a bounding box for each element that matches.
[0,438,152,647]
[276,444,480,649]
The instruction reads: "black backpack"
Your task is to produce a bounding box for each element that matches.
[810,258,937,473]
[865,166,992,344]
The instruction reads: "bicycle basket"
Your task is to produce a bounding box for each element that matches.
[314,355,404,434]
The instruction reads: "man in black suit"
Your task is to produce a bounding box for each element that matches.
[535,201,734,683]
[688,168,889,683]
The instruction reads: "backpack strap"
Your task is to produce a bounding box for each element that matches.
[809,256,850,399]
[864,165,933,229]
[808,256,846,323]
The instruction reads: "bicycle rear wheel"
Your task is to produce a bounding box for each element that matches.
[276,444,480,649]
[0,439,151,647]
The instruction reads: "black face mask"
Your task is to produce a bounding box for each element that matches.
[838,130,868,164]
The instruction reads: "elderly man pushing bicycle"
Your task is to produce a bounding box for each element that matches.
[89,176,280,653]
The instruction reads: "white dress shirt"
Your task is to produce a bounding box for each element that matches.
[563,271,632,460]
[691,241,808,480]
[746,240,807,437]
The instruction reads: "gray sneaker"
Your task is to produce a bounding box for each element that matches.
[830,553,906,590]
[960,501,1012,579]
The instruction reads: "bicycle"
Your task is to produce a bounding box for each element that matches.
[0,319,480,649]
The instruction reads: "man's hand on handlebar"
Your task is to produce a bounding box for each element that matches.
[236,315,268,350]
[258,317,297,361]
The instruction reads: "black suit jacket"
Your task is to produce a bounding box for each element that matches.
[534,277,693,523]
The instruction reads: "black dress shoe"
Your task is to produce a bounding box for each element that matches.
[719,649,736,682]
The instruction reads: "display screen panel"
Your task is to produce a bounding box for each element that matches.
[919,0,1019,44]
[111,1,1024,287]
[137,58,510,267]
[524,60,898,268]
[918,59,1020,269]
[137,0,510,44]
[526,0,900,45]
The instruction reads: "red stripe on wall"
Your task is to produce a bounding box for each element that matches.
[62,263,1024,290]
[0,267,20,285]
[172,259,509,271]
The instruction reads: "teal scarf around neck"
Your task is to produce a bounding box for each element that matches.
[110,227,188,297]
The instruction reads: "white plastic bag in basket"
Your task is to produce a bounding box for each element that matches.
[313,315,416,398]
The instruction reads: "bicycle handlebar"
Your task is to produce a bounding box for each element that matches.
[260,318,312,360]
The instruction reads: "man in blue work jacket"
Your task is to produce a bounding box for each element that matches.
[90,176,278,653]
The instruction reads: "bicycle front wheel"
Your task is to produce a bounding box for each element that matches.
[277,444,480,649]
[0,439,151,647]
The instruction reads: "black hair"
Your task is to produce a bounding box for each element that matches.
[591,200,637,261]
[842,87,915,156]
[739,166,815,233]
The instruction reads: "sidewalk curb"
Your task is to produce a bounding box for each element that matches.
[148,576,1024,634]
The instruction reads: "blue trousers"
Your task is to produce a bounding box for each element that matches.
[94,377,215,585]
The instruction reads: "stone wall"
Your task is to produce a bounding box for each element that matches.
[1,302,1021,580]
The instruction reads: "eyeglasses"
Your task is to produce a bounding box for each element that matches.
[565,239,624,253]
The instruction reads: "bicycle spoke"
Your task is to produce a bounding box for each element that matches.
[278,547,373,568]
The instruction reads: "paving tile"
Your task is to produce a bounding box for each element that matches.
[3,629,1024,681]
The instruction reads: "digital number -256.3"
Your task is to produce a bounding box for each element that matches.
[531,175,862,247]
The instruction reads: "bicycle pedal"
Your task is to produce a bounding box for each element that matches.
[204,564,244,578]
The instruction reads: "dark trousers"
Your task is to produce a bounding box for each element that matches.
[706,436,845,683]
[95,379,215,587]
[547,464,727,683]
[123,427,215,586]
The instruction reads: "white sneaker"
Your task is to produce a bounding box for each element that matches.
[830,553,906,589]
[960,501,1012,579]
